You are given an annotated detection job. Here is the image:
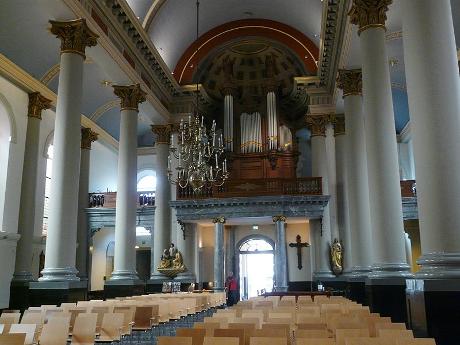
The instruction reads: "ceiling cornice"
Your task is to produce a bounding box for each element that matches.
[0,53,119,151]
[142,0,167,31]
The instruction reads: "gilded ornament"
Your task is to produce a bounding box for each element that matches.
[330,238,343,275]
[81,127,98,150]
[151,124,177,145]
[113,84,146,112]
[49,18,98,58]
[337,69,362,97]
[213,217,226,224]
[157,242,187,278]
[349,0,392,34]
[272,215,286,223]
[28,92,51,119]
[306,115,330,137]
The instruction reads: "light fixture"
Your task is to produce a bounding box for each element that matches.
[167,0,229,193]
[135,245,140,249]
[252,224,259,231]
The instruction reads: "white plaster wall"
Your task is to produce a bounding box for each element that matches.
[0,235,20,308]
[398,141,416,180]
[90,227,114,291]
[286,222,313,282]
[197,225,214,283]
[89,141,118,193]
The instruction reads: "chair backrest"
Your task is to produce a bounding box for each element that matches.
[38,321,69,345]
[249,337,287,345]
[377,329,414,338]
[177,328,207,345]
[249,329,287,337]
[214,328,245,345]
[395,340,436,345]
[194,322,221,336]
[71,313,97,345]
[204,336,239,345]
[228,322,256,332]
[21,311,45,326]
[261,323,290,334]
[113,306,135,335]
[0,313,21,325]
[158,336,193,345]
[296,329,330,338]
[99,313,124,342]
[133,306,154,329]
[0,333,26,345]
[296,339,335,345]
[374,323,406,331]
[9,324,36,345]
[336,329,370,345]
[345,339,388,345]
[298,307,321,318]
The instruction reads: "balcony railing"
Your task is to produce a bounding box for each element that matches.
[88,191,155,208]
[176,177,323,200]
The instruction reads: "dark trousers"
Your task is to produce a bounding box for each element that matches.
[227,290,238,306]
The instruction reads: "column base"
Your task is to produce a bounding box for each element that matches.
[416,252,460,279]
[349,265,372,279]
[313,270,336,280]
[109,269,139,281]
[366,277,408,323]
[29,280,87,306]
[10,281,33,311]
[406,278,460,345]
[369,263,413,279]
[273,286,288,292]
[38,267,80,281]
[12,271,34,283]
[104,279,145,298]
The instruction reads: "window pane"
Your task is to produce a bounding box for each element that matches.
[137,175,156,192]
[240,239,273,252]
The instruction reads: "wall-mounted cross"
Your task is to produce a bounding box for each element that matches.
[289,234,310,270]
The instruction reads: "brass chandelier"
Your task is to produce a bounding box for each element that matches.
[167,0,229,193]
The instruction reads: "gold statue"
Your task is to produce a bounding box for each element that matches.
[157,243,187,278]
[159,249,172,269]
[330,238,343,275]
[173,251,185,269]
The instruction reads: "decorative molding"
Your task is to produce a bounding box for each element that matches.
[272,215,286,223]
[49,18,98,58]
[28,92,52,119]
[89,99,119,121]
[40,64,61,85]
[336,69,362,97]
[349,0,392,35]
[306,115,330,137]
[142,0,167,30]
[332,114,346,136]
[112,84,146,111]
[81,127,98,150]
[151,124,176,144]
[0,53,118,151]
[212,217,226,224]
[386,30,402,41]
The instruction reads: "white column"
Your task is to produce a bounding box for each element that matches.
[150,125,173,280]
[75,128,97,280]
[40,19,97,281]
[223,90,235,152]
[404,233,413,271]
[325,123,340,241]
[13,93,51,282]
[110,84,146,281]
[307,115,334,279]
[333,116,352,275]
[337,69,373,277]
[401,0,460,278]
[349,2,410,278]
[267,88,278,151]
[273,216,288,291]
[213,217,225,290]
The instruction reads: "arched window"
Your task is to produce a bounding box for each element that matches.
[42,145,53,236]
[239,238,273,252]
[137,170,156,192]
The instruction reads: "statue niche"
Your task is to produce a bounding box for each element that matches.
[157,243,187,278]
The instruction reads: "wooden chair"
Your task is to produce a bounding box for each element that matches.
[176,328,207,345]
[249,337,287,345]
[98,313,124,342]
[336,329,370,345]
[21,311,45,327]
[296,339,336,345]
[228,322,256,333]
[214,328,245,345]
[194,322,221,336]
[374,323,406,333]
[345,339,388,345]
[70,313,97,345]
[367,317,392,337]
[132,306,156,331]
[9,324,36,345]
[0,333,26,345]
[261,323,290,334]
[203,336,239,345]
[298,306,321,318]
[113,306,135,335]
[377,329,414,338]
[395,340,436,345]
[0,313,21,333]
[157,336,193,345]
[296,329,330,338]
[89,306,109,333]
[38,321,69,345]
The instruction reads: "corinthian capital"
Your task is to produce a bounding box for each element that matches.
[337,69,362,97]
[213,217,226,224]
[113,84,146,112]
[349,0,392,34]
[81,127,98,150]
[272,215,286,223]
[151,124,177,145]
[49,19,98,58]
[306,115,330,137]
[28,92,51,119]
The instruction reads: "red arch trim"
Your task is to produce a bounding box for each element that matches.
[174,19,319,85]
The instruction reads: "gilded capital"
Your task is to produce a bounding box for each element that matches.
[306,115,330,137]
[220,81,238,97]
[332,115,346,136]
[28,92,51,120]
[349,0,392,34]
[81,127,98,150]
[264,79,278,94]
[49,18,98,59]
[113,84,146,112]
[151,124,176,145]
[337,69,362,97]
[272,215,286,223]
[213,217,226,224]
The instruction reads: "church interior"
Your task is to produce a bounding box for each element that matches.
[0,0,459,344]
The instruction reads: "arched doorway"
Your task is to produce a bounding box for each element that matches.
[238,236,274,300]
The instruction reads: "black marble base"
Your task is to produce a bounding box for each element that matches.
[366,278,407,323]
[29,281,87,307]
[346,280,367,305]
[104,280,145,299]
[406,279,460,345]
[9,281,32,311]
[318,278,347,294]
[288,281,316,291]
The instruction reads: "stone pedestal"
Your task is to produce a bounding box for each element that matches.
[29,281,87,307]
[366,278,407,323]
[346,278,367,305]
[104,279,145,299]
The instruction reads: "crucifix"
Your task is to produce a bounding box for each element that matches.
[289,234,310,270]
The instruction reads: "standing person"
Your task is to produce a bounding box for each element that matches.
[225,272,238,306]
